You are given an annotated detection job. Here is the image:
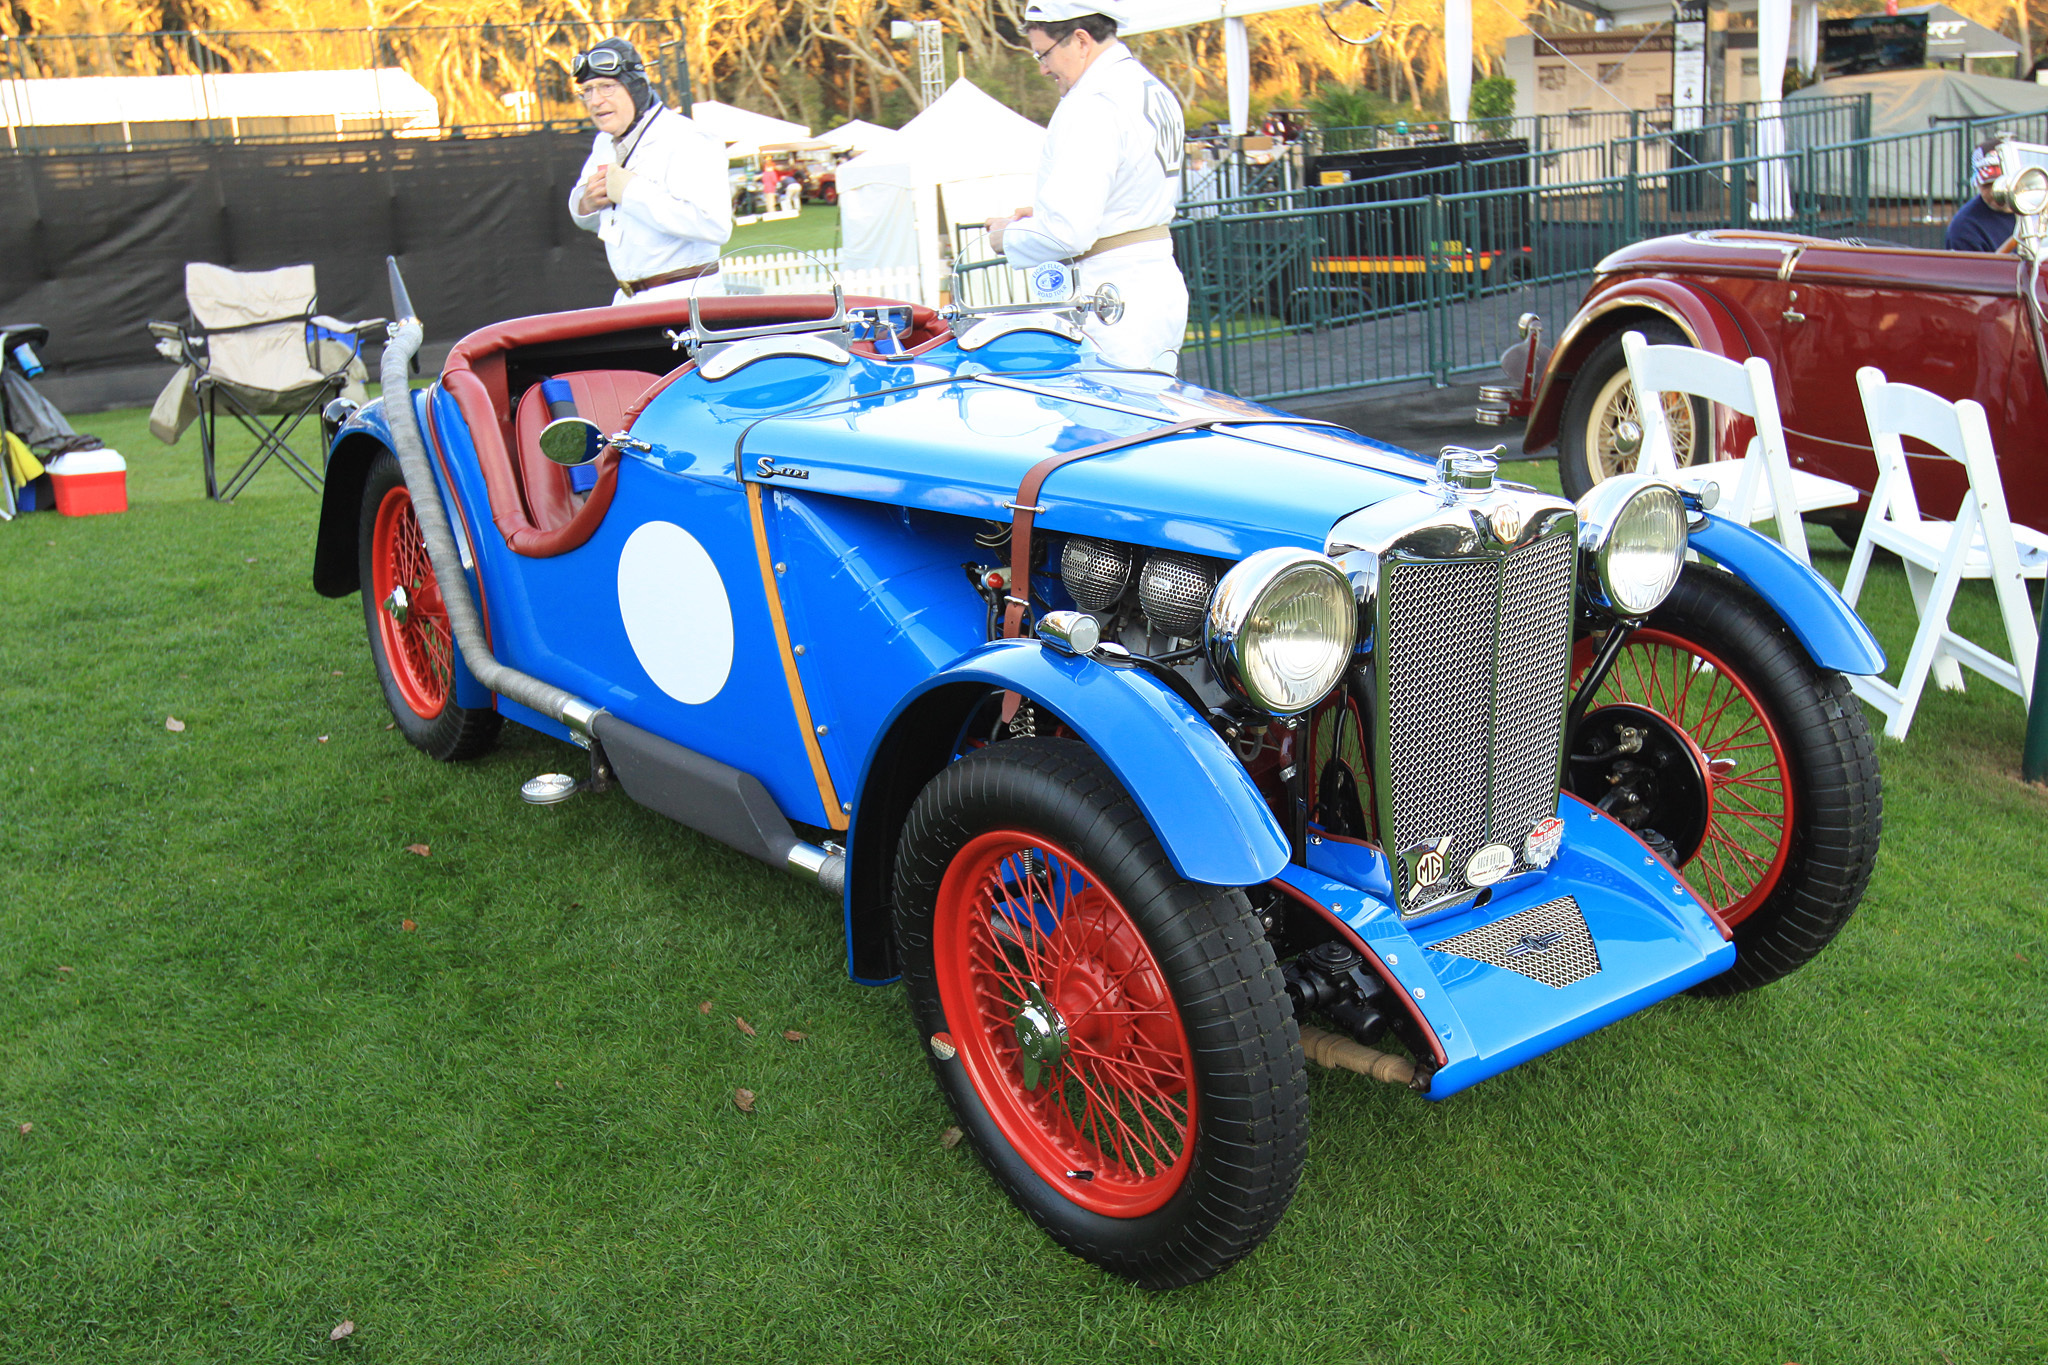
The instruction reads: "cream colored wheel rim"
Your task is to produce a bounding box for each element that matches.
[1584,366,1699,484]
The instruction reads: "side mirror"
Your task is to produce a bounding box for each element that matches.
[538,416,604,467]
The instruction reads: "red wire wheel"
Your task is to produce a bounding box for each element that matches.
[1571,565,1881,995]
[370,480,454,719]
[356,451,500,762]
[931,830,1196,1217]
[892,737,1306,1288]
[1574,628,1794,925]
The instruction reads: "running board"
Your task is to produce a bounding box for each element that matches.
[590,712,844,896]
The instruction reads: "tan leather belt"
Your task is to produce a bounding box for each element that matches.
[618,262,720,297]
[1078,225,1172,261]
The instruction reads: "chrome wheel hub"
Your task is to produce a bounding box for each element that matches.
[1013,981,1069,1090]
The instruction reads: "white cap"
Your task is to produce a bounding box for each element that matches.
[1024,0,1123,26]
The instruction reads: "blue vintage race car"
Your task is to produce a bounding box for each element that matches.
[313,263,1884,1289]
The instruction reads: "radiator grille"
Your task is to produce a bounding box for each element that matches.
[1380,533,1575,912]
[1426,896,1601,989]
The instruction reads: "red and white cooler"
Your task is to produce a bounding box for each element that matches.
[46,449,127,516]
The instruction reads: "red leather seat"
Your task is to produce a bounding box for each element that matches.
[510,370,649,535]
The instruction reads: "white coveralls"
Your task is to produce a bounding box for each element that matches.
[568,104,734,305]
[1001,42,1188,372]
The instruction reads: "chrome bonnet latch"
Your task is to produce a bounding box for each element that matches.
[1431,444,1504,501]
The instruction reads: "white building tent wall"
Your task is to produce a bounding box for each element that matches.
[836,79,1045,304]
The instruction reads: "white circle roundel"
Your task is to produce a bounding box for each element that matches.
[617,521,734,705]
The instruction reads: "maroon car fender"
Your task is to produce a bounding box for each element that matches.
[1524,279,1758,454]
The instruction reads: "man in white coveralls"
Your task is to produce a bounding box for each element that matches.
[567,37,733,304]
[983,1,1189,372]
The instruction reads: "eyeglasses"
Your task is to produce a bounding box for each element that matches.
[572,46,638,83]
[578,80,626,106]
[1030,30,1075,65]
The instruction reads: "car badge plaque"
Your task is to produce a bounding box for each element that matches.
[1524,815,1565,868]
[1466,842,1515,886]
[1489,502,1524,543]
[1401,835,1453,903]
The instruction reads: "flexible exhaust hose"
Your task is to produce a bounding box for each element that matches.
[377,268,601,736]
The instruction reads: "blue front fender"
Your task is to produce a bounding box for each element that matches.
[864,640,1292,888]
[1688,514,1886,676]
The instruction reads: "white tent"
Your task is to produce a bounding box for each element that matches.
[817,117,903,155]
[837,79,1046,304]
[0,68,438,146]
[689,100,810,158]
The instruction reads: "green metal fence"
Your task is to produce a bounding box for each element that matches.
[1176,109,2028,404]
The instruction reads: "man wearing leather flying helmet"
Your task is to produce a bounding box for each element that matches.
[568,37,733,303]
[983,1,1187,373]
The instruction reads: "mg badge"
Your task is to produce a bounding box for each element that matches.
[1524,815,1565,868]
[1401,835,1453,902]
[1466,842,1515,886]
[1489,502,1524,543]
[1029,262,1073,301]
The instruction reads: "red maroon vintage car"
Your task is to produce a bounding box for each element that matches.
[1509,230,2048,536]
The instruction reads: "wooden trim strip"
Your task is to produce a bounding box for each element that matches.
[744,481,847,831]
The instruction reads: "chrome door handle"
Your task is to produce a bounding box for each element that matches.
[1782,290,1805,324]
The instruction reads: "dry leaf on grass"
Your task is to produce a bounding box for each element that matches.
[317,736,330,744]
[698,1000,713,1015]
[17,1123,30,1136]
[165,716,185,732]
[404,844,430,857]
[383,722,397,731]
[56,966,72,974]
[330,669,344,676]
[401,919,417,932]
[329,1320,355,1341]
[940,1126,963,1149]
[734,1016,757,1037]
[733,1088,756,1113]
[782,1030,808,1042]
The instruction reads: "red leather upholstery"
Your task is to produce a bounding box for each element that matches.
[439,294,950,558]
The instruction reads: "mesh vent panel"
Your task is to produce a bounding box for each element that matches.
[1426,896,1601,989]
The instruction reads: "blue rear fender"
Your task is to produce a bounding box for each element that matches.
[1687,514,1886,676]
[840,639,1291,983]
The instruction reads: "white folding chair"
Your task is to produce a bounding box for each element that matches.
[1840,365,2048,740]
[1622,330,1860,567]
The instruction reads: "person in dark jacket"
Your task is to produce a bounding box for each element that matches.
[1945,136,2019,253]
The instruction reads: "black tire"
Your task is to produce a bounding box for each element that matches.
[358,451,501,762]
[1571,565,1881,995]
[892,737,1307,1289]
[1558,320,1710,501]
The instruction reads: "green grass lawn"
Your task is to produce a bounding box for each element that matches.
[729,203,840,256]
[2,406,2045,1363]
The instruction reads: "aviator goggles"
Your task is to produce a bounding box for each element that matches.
[572,46,641,84]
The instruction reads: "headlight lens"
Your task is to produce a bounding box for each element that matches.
[2014,166,2048,216]
[1577,475,1687,616]
[1206,548,1356,715]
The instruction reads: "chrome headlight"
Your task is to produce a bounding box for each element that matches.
[1206,548,1356,716]
[2014,165,2048,216]
[1576,475,1686,617]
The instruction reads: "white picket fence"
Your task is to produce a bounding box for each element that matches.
[721,249,923,305]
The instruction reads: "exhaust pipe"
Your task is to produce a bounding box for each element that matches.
[375,258,844,896]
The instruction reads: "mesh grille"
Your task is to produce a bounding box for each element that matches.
[1380,533,1575,912]
[1426,896,1601,989]
[1384,558,1498,904]
[1489,534,1576,878]
[1138,551,1217,638]
[1060,536,1134,611]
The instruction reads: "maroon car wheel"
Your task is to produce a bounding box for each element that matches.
[893,737,1306,1288]
[1573,565,1881,995]
[359,451,501,762]
[1559,321,1708,501]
